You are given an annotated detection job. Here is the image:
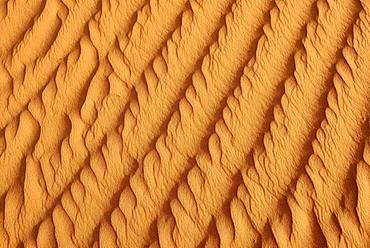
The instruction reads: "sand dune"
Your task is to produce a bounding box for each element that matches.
[0,0,370,247]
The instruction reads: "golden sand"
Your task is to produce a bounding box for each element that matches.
[0,0,370,247]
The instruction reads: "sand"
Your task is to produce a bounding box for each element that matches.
[0,0,370,247]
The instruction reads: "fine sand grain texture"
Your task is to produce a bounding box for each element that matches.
[0,0,370,247]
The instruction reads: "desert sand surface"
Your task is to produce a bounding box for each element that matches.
[0,0,370,247]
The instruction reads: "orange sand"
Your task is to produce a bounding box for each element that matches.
[0,0,370,247]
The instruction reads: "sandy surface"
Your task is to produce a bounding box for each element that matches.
[0,0,370,247]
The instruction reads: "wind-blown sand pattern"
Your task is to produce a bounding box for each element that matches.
[0,0,370,247]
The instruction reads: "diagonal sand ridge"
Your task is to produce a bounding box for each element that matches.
[1,0,370,247]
